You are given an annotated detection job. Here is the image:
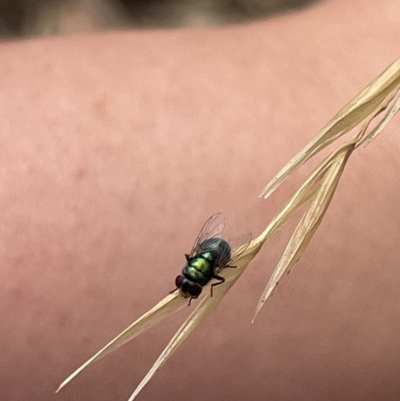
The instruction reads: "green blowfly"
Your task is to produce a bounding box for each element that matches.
[173,213,251,304]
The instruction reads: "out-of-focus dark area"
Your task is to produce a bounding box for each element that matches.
[0,0,319,39]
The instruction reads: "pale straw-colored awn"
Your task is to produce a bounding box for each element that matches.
[57,58,400,401]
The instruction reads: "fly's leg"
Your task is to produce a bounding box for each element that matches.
[169,287,179,294]
[188,295,199,306]
[210,275,225,297]
[216,262,236,269]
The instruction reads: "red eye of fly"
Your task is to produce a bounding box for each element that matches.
[188,282,202,298]
[175,275,184,288]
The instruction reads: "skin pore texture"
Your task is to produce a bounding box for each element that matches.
[1,0,400,400]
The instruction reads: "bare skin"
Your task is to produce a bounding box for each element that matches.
[2,0,400,400]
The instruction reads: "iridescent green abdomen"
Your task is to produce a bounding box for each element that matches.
[183,251,214,286]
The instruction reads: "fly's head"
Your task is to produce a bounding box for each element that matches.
[175,275,202,299]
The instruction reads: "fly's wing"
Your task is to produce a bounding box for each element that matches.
[188,213,226,258]
[211,232,252,273]
[225,232,252,265]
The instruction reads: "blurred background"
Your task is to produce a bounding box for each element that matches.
[0,0,320,39]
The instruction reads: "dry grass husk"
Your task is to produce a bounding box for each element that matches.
[57,57,400,401]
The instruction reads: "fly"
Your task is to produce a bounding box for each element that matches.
[173,213,251,304]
